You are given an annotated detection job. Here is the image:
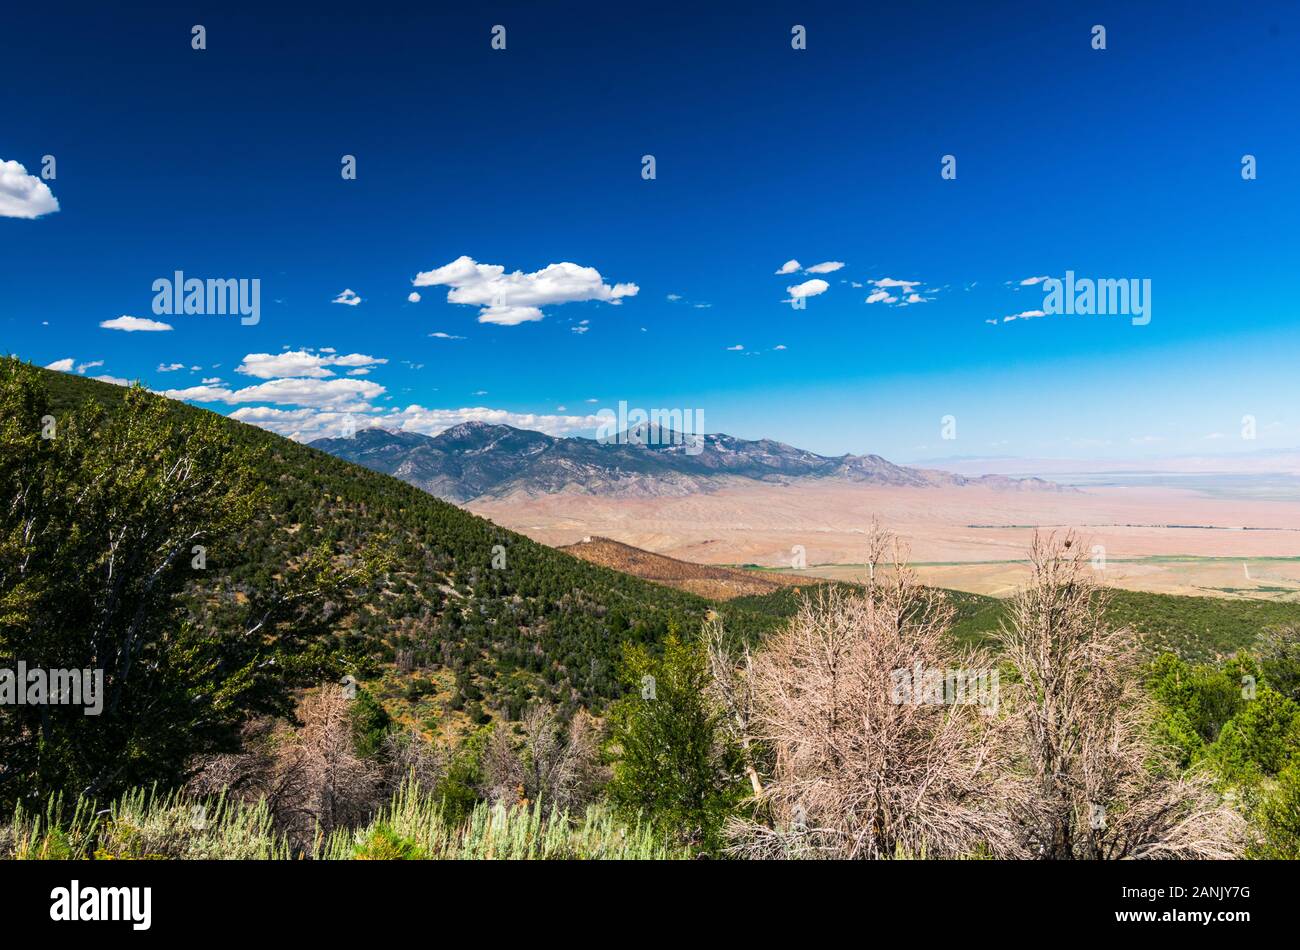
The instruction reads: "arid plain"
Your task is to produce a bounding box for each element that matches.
[470,479,1300,601]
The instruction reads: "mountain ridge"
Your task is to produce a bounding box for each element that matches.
[310,422,1072,503]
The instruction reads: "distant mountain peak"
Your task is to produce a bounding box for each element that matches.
[442,420,505,434]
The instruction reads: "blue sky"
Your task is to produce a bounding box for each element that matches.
[3,0,1298,462]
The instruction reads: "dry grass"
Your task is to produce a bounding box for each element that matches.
[560,535,819,600]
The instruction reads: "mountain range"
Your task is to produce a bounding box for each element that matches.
[309,422,1069,504]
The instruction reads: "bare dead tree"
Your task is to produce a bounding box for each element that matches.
[482,704,605,811]
[995,532,1245,859]
[863,514,893,587]
[730,547,1016,859]
[565,709,609,806]
[380,726,446,797]
[185,707,351,841]
[520,705,565,806]
[189,690,457,851]
[523,704,605,810]
[481,721,527,807]
[276,687,382,846]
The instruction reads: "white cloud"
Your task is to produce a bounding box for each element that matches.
[332,289,362,306]
[412,255,637,325]
[44,358,74,371]
[428,332,465,340]
[786,278,829,300]
[666,293,683,301]
[346,367,370,376]
[775,259,801,275]
[100,315,173,332]
[0,159,59,219]
[726,344,745,351]
[1019,275,1050,286]
[865,278,934,307]
[329,353,384,368]
[76,360,103,374]
[226,407,353,442]
[235,350,387,379]
[480,305,544,326]
[162,376,385,410]
[407,292,421,303]
[773,344,787,350]
[238,379,385,409]
[238,352,331,378]
[805,261,845,274]
[1001,310,1047,323]
[201,376,223,384]
[93,375,130,387]
[157,362,186,372]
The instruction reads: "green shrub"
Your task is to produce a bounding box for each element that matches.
[1206,687,1300,782]
[354,825,425,860]
[1251,763,1300,859]
[351,688,393,758]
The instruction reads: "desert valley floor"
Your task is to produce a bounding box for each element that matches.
[470,480,1300,601]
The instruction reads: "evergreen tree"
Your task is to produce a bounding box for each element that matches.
[606,632,745,854]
